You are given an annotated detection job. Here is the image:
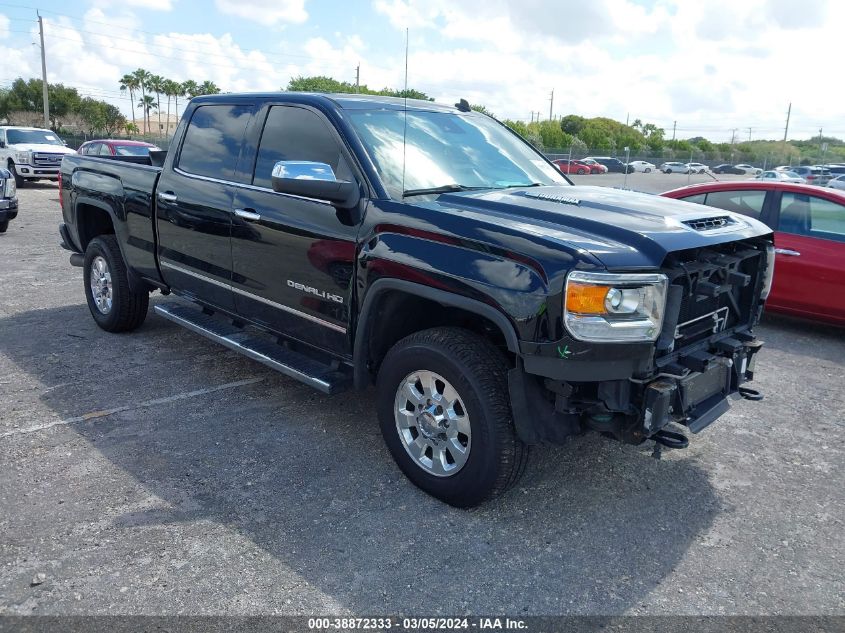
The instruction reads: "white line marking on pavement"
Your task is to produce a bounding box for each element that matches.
[0,377,265,439]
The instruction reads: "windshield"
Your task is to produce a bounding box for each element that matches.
[346,109,566,199]
[6,129,64,146]
[114,144,155,156]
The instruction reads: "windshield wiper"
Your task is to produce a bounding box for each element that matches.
[402,184,492,198]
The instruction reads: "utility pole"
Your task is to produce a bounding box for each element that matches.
[782,102,791,142]
[671,120,676,141]
[747,127,752,142]
[730,128,738,145]
[355,63,360,93]
[548,89,554,121]
[38,11,49,128]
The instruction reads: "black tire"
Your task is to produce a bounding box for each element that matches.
[645,168,651,173]
[9,162,24,188]
[577,168,586,175]
[376,327,528,507]
[83,235,149,332]
[0,220,7,233]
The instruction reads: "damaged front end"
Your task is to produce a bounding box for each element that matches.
[511,237,773,450]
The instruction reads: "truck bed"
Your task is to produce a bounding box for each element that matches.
[60,154,163,284]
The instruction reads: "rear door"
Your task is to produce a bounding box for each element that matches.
[155,102,255,311]
[769,190,845,321]
[229,103,363,354]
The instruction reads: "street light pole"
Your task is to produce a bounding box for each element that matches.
[38,11,49,128]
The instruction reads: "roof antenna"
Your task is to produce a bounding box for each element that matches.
[401,27,409,196]
[455,99,470,112]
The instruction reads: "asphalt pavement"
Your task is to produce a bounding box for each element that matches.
[0,181,842,616]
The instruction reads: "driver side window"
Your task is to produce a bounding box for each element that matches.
[252,106,351,190]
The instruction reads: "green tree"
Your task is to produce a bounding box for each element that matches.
[286,75,433,101]
[119,73,139,130]
[181,80,199,99]
[132,68,152,132]
[148,74,165,137]
[198,80,221,96]
[137,94,157,129]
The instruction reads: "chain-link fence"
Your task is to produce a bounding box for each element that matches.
[58,132,173,152]
[542,147,812,169]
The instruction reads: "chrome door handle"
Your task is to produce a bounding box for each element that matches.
[157,191,177,203]
[774,248,800,257]
[234,208,261,221]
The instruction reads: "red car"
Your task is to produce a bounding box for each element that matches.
[77,139,160,157]
[552,159,599,175]
[661,181,845,326]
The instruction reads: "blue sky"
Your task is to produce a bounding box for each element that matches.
[0,0,840,141]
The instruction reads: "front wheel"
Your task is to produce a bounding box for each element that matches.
[83,235,149,332]
[577,168,586,175]
[644,168,651,173]
[9,162,24,188]
[376,327,528,507]
[0,220,8,233]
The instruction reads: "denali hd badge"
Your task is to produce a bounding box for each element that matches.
[287,279,344,304]
[523,191,581,206]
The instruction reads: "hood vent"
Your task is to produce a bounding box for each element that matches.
[682,216,737,231]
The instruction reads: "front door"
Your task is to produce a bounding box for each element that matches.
[229,104,362,353]
[769,191,845,322]
[156,102,254,311]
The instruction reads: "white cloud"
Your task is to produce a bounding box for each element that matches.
[215,0,308,25]
[0,14,9,39]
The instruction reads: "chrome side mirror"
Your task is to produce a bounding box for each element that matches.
[270,161,359,209]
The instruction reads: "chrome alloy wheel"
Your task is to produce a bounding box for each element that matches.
[394,370,471,477]
[89,255,113,315]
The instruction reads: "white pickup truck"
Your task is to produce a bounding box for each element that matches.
[0,126,77,186]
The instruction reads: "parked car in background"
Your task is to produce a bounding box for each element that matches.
[577,157,608,173]
[828,175,845,191]
[586,156,634,173]
[789,166,831,186]
[551,159,592,175]
[756,170,805,184]
[686,162,708,174]
[735,164,762,176]
[824,164,845,176]
[627,160,655,173]
[661,180,845,326]
[0,126,77,186]
[660,161,691,174]
[712,164,745,174]
[0,166,18,233]
[78,139,160,158]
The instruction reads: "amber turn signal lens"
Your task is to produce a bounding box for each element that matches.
[565,283,609,314]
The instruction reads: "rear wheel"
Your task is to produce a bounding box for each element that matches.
[645,168,651,173]
[83,235,149,332]
[577,168,586,175]
[376,327,528,507]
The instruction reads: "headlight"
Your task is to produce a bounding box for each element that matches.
[15,151,31,164]
[760,243,775,300]
[564,271,668,342]
[4,176,15,198]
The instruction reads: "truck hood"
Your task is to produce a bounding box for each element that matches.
[434,185,772,269]
[10,143,76,154]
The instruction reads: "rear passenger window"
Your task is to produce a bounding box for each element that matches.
[702,190,766,219]
[252,106,351,190]
[178,104,253,180]
[779,193,845,242]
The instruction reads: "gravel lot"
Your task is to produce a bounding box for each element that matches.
[0,181,843,616]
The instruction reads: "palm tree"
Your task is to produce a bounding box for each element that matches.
[132,68,152,132]
[199,80,221,95]
[181,80,199,100]
[162,79,179,136]
[137,95,157,133]
[148,74,165,138]
[119,73,139,130]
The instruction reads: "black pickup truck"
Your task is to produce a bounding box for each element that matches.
[59,93,774,506]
